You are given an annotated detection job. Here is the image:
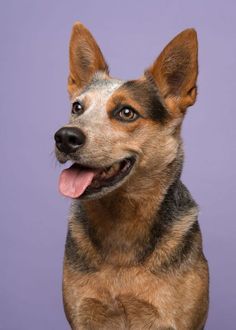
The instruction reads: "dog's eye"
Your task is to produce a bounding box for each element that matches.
[118,108,138,122]
[72,101,83,115]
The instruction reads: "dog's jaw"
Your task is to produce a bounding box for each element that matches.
[58,156,137,200]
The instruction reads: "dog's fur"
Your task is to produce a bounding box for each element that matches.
[55,22,209,329]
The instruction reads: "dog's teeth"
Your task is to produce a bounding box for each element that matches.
[98,163,120,179]
[108,163,119,176]
[92,161,124,185]
[91,179,100,188]
[100,171,108,179]
[104,170,114,178]
[107,167,115,175]
[90,158,133,190]
[106,166,112,172]
[110,163,120,174]
[121,160,129,172]
[113,163,120,171]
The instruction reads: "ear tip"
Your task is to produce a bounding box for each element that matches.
[187,28,197,37]
[180,28,198,41]
[71,21,87,33]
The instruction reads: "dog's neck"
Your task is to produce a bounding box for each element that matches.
[76,156,184,266]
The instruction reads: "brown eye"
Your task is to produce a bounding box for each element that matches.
[72,101,83,115]
[118,108,138,121]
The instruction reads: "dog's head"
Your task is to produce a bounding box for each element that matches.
[55,22,198,200]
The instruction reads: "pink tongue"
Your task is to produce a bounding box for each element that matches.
[59,166,96,198]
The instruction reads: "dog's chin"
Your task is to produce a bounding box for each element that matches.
[59,156,137,200]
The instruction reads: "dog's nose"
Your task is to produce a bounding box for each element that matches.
[54,127,86,154]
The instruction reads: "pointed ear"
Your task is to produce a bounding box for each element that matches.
[146,29,198,115]
[68,22,109,96]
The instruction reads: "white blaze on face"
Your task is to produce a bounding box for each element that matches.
[67,76,129,165]
[72,75,124,123]
[58,76,128,199]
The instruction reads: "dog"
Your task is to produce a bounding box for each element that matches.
[54,22,209,330]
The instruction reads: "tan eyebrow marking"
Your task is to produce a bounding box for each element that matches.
[106,89,146,117]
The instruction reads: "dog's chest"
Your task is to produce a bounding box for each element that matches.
[64,263,196,319]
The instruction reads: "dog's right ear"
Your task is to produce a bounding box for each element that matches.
[68,22,109,96]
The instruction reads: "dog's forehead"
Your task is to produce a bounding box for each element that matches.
[73,73,124,105]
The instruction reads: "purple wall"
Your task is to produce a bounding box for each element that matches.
[1,1,235,329]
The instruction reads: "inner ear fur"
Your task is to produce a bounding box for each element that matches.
[68,21,109,96]
[146,29,198,114]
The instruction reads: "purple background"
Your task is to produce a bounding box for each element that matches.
[1,1,235,329]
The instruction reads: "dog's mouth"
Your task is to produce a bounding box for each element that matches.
[58,156,136,199]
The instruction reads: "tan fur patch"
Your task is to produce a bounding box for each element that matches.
[68,22,109,96]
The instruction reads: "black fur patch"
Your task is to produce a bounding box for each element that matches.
[136,179,198,264]
[159,221,200,272]
[117,79,169,123]
[65,230,97,273]
[75,205,102,250]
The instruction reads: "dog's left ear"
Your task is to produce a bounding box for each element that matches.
[68,21,109,96]
[146,29,198,115]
